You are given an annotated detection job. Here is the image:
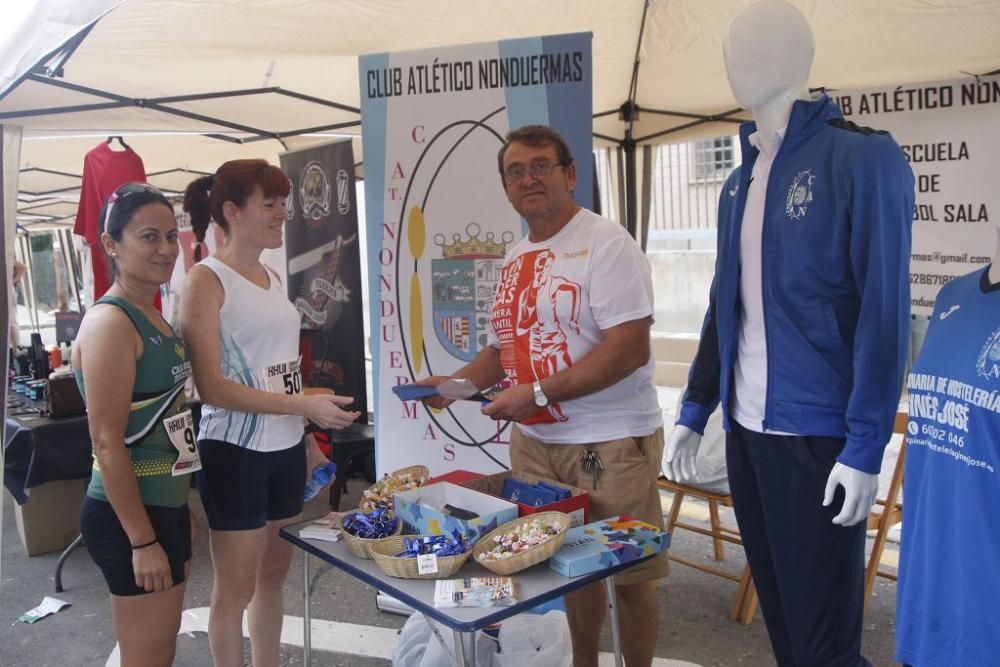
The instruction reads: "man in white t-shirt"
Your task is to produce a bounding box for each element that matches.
[420,125,665,667]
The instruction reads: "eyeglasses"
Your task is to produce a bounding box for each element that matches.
[503,159,566,184]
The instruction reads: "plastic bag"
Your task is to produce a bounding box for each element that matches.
[392,612,498,667]
[494,610,572,667]
[662,386,730,494]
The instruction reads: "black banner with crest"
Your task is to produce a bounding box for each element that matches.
[280,140,367,419]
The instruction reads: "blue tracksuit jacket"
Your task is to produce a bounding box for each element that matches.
[677,95,914,474]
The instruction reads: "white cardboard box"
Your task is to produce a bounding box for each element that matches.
[393,482,518,546]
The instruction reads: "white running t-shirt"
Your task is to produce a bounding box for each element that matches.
[196,256,305,451]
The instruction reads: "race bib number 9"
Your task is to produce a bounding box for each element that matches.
[164,410,201,476]
[265,357,303,395]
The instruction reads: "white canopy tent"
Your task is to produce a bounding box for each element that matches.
[2,0,999,232]
[1,0,998,586]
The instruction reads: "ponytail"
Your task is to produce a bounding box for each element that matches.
[183,175,214,262]
[183,160,290,262]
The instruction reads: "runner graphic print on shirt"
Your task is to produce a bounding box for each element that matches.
[492,249,582,424]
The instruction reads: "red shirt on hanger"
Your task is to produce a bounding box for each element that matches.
[74,142,148,302]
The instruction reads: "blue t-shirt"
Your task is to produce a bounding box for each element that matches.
[896,267,1000,666]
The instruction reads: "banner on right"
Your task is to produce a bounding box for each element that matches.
[832,75,1000,316]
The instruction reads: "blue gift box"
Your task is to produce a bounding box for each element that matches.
[393,482,518,546]
[548,515,670,577]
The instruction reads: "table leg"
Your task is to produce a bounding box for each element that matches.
[303,550,312,666]
[54,533,84,592]
[604,577,624,667]
[452,629,476,667]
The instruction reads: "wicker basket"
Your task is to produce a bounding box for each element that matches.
[472,512,571,576]
[369,534,472,579]
[339,511,403,559]
[359,465,431,512]
[388,464,430,481]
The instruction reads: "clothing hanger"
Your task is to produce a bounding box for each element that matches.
[105,135,130,150]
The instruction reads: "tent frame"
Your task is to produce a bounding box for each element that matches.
[4,5,757,239]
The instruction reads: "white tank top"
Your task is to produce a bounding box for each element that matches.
[196,256,304,451]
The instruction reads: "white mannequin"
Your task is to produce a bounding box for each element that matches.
[664,0,878,527]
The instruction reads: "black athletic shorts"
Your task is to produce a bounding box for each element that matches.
[80,496,192,597]
[196,438,305,531]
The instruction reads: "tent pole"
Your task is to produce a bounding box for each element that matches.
[621,102,638,239]
[623,135,637,238]
[618,0,651,241]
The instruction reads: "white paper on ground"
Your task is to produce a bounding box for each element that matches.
[18,596,70,623]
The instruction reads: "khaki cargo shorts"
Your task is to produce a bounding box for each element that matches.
[509,425,669,586]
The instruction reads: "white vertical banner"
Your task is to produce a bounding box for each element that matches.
[832,75,1000,315]
[2,123,24,582]
[360,33,592,476]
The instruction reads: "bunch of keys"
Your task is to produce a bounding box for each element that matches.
[581,448,604,489]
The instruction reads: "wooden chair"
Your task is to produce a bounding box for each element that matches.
[657,477,758,624]
[863,411,908,608]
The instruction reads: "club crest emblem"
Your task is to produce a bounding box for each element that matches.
[298,161,332,224]
[976,326,1000,380]
[431,223,513,361]
[785,169,815,220]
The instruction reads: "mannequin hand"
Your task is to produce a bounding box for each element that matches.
[822,462,879,527]
[663,425,702,482]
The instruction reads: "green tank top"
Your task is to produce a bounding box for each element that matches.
[76,296,193,507]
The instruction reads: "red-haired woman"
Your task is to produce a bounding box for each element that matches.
[180,160,360,667]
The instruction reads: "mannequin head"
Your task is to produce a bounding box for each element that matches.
[724,0,814,133]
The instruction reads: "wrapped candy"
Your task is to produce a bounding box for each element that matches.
[342,508,400,539]
[476,518,565,563]
[396,533,468,558]
[360,472,425,511]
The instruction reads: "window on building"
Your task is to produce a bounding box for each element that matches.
[692,136,735,182]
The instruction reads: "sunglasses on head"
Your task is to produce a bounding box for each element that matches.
[102,182,165,231]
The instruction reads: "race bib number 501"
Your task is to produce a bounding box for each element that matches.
[265,357,303,395]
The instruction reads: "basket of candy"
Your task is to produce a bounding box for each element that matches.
[360,465,430,512]
[339,509,403,559]
[369,533,471,579]
[472,512,569,575]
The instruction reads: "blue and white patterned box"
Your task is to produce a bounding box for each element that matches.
[549,515,670,577]
[393,482,519,546]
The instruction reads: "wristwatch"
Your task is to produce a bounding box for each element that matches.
[532,381,549,407]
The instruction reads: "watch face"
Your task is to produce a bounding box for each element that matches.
[533,387,548,407]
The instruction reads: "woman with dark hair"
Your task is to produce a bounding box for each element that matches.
[72,182,194,666]
[180,159,359,667]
